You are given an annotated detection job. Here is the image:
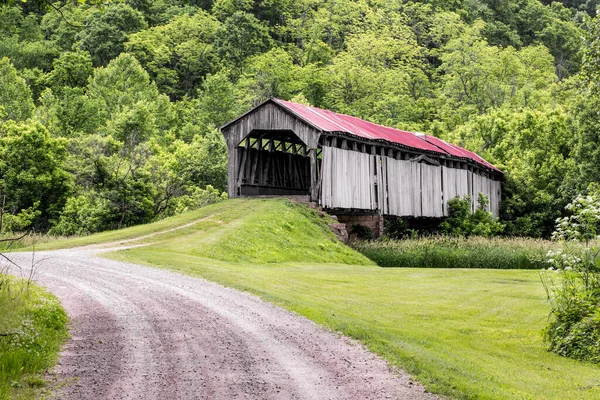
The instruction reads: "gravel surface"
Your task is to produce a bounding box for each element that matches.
[10,248,439,400]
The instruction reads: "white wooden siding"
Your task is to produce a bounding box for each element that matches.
[421,164,443,217]
[386,158,416,216]
[320,146,500,218]
[442,167,470,216]
[321,147,375,210]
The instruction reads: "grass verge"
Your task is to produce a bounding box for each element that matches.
[352,237,553,269]
[0,275,68,400]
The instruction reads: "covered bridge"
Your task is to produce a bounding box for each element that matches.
[221,99,502,234]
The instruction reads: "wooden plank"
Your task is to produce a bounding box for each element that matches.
[226,140,236,197]
[369,155,376,209]
[411,162,422,217]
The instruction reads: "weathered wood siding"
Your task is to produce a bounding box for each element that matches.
[321,146,375,210]
[386,158,414,216]
[490,180,501,217]
[421,163,443,217]
[222,102,321,149]
[464,171,502,217]
[222,102,322,198]
[376,156,388,214]
[320,146,501,218]
[442,167,469,216]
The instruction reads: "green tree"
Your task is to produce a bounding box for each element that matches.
[0,57,34,121]
[77,3,147,66]
[237,47,300,105]
[86,53,173,127]
[439,20,557,128]
[215,11,272,73]
[45,50,93,92]
[0,120,70,230]
[40,4,87,51]
[448,107,576,237]
[125,11,220,98]
[572,8,600,192]
[176,70,241,141]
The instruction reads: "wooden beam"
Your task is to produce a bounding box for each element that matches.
[236,147,248,185]
[227,142,237,198]
[310,148,318,201]
[249,149,259,184]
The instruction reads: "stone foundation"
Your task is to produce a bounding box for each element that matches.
[284,198,382,243]
[332,213,384,240]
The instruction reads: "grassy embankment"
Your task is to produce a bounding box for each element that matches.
[26,198,600,399]
[0,275,68,400]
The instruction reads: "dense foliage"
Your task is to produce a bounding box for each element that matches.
[0,0,599,236]
[542,184,600,363]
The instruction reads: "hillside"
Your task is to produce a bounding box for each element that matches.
[37,198,371,265]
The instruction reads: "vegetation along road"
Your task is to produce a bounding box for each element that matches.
[10,244,436,400]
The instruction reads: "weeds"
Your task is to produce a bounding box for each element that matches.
[0,233,71,252]
[541,183,600,363]
[0,235,68,399]
[353,236,554,269]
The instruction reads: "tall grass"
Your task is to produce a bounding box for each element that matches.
[0,233,73,252]
[353,236,556,269]
[0,275,68,399]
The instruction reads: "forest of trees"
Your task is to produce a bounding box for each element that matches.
[0,0,599,237]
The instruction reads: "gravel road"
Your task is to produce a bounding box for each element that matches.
[10,247,438,400]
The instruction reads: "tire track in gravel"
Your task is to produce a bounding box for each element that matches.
[9,248,439,400]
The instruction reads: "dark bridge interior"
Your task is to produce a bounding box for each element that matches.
[235,130,311,196]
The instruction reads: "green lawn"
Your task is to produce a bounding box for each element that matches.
[110,249,600,400]
[24,198,600,399]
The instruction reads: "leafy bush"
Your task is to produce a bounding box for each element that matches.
[441,194,505,237]
[170,185,227,215]
[351,224,373,240]
[49,195,112,236]
[1,202,41,233]
[353,236,551,269]
[542,184,600,363]
[383,217,407,239]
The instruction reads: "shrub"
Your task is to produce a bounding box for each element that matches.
[441,194,505,237]
[383,217,407,239]
[541,183,600,363]
[1,202,41,233]
[351,224,373,240]
[170,185,227,215]
[49,194,112,236]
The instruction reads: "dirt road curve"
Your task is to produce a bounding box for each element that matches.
[11,248,438,400]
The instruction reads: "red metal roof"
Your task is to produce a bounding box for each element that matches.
[420,135,502,173]
[273,98,502,173]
